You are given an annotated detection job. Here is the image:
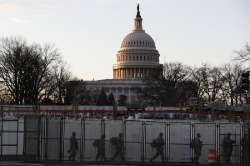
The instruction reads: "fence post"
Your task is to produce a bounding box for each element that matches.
[123,119,126,162]
[142,121,146,162]
[37,115,41,161]
[216,123,220,163]
[80,117,84,162]
[165,123,170,162]
[191,123,194,163]
[0,106,2,158]
[45,116,48,161]
[59,117,64,162]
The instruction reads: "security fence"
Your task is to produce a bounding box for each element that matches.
[0,114,249,165]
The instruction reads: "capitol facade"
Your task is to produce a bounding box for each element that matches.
[83,5,162,105]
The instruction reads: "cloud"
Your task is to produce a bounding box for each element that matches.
[10,17,28,23]
[0,0,56,11]
[0,3,17,11]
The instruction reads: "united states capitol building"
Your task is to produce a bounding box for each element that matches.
[68,5,163,105]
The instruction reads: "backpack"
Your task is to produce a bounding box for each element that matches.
[110,137,119,145]
[93,139,100,147]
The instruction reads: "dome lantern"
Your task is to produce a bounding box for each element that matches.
[134,4,144,32]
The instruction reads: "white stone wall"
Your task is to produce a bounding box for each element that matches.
[86,79,145,105]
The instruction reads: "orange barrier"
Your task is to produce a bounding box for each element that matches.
[208,148,217,165]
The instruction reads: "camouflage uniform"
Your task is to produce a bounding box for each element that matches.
[110,133,125,161]
[150,133,165,162]
[190,133,202,164]
[94,134,107,161]
[68,132,78,161]
[222,133,235,163]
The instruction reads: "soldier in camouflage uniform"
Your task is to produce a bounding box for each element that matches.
[110,133,125,161]
[190,133,203,164]
[68,132,78,161]
[222,133,235,163]
[150,132,165,162]
[94,134,106,161]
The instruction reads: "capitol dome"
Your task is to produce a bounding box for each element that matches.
[113,4,162,80]
[121,31,156,48]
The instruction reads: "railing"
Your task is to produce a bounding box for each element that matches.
[0,105,248,120]
[0,113,249,165]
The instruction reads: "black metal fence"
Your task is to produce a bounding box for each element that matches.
[0,114,249,165]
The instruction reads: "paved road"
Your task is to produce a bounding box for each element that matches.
[0,162,241,166]
[0,162,195,166]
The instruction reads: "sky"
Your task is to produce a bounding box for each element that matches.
[0,0,250,80]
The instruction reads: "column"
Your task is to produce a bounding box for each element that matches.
[128,68,131,79]
[134,68,137,78]
[145,68,147,77]
[136,68,139,78]
[142,68,145,78]
[122,69,125,79]
[141,68,143,78]
[126,69,128,79]
[127,69,129,79]
[135,68,137,79]
[130,68,133,79]
[121,69,123,79]
[138,68,140,78]
[140,68,142,78]
[124,69,127,79]
[132,68,134,79]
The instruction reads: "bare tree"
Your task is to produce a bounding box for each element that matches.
[0,38,26,104]
[209,67,224,102]
[191,63,246,105]
[163,62,191,82]
[191,64,224,103]
[64,80,92,105]
[141,62,196,106]
[50,64,71,104]
[191,64,210,101]
[222,64,245,105]
[0,37,61,104]
[234,42,250,62]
